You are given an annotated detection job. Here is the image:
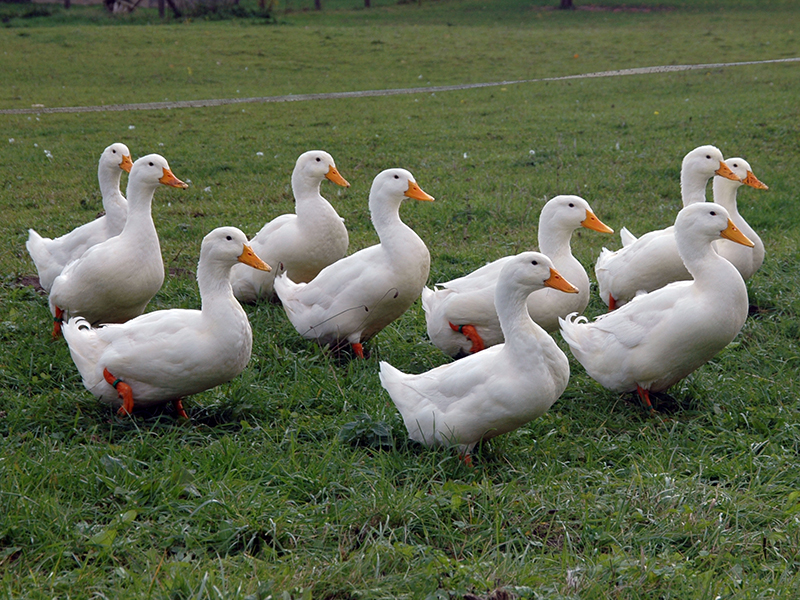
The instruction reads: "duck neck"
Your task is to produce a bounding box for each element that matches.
[537,214,572,262]
[292,173,326,220]
[99,164,125,211]
[198,259,243,316]
[677,232,733,286]
[370,198,410,250]
[495,280,546,353]
[122,178,157,237]
[712,177,742,216]
[680,169,712,207]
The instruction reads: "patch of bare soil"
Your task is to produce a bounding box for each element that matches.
[10,275,46,294]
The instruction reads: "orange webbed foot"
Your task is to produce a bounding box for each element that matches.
[103,368,134,416]
[448,322,485,354]
[351,342,365,359]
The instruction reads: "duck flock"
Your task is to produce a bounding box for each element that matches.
[25,143,767,461]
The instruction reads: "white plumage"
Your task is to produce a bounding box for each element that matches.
[27,143,133,293]
[561,202,753,410]
[421,195,612,357]
[711,157,768,280]
[380,252,578,457]
[62,227,270,415]
[595,145,740,309]
[274,168,433,357]
[230,150,350,303]
[48,154,187,333]
[617,157,768,280]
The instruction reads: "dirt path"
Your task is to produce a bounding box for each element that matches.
[2,58,797,116]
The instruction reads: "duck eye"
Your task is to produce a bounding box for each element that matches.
[568,203,574,208]
[148,162,154,166]
[316,157,321,162]
[706,155,711,159]
[531,260,538,265]
[710,211,717,216]
[394,174,399,179]
[112,149,116,154]
[226,235,232,240]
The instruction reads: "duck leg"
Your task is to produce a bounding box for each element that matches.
[635,385,656,414]
[608,296,618,311]
[449,322,485,354]
[103,368,135,416]
[173,398,189,419]
[457,443,475,467]
[351,342,365,359]
[52,306,64,339]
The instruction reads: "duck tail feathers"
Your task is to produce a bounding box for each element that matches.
[620,226,638,247]
[62,317,106,388]
[595,246,614,270]
[420,286,435,315]
[272,268,297,300]
[558,311,590,347]
[26,229,58,291]
[378,361,413,412]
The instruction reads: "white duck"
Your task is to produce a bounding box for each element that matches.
[27,143,133,293]
[380,252,578,459]
[422,195,612,357]
[711,157,768,280]
[49,154,187,336]
[595,145,740,309]
[560,202,753,412]
[621,158,769,279]
[274,168,433,358]
[62,227,270,417]
[230,150,350,303]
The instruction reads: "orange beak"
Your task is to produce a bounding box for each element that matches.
[544,267,579,294]
[120,154,133,173]
[715,161,741,182]
[238,244,271,271]
[720,219,754,247]
[159,167,189,189]
[405,180,434,202]
[325,165,350,188]
[581,209,614,234]
[742,170,768,190]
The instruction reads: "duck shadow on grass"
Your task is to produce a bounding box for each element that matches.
[622,389,698,416]
[100,398,252,431]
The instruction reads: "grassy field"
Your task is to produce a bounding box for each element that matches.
[1,0,800,598]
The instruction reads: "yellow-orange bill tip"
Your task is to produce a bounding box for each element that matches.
[120,155,133,173]
[720,219,754,248]
[545,268,579,294]
[405,180,434,202]
[238,245,271,271]
[743,170,768,190]
[715,161,741,182]
[159,168,189,189]
[581,210,614,234]
[325,165,350,188]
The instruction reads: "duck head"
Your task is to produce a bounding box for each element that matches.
[296,150,350,188]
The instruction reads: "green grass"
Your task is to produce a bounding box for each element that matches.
[2,0,800,598]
